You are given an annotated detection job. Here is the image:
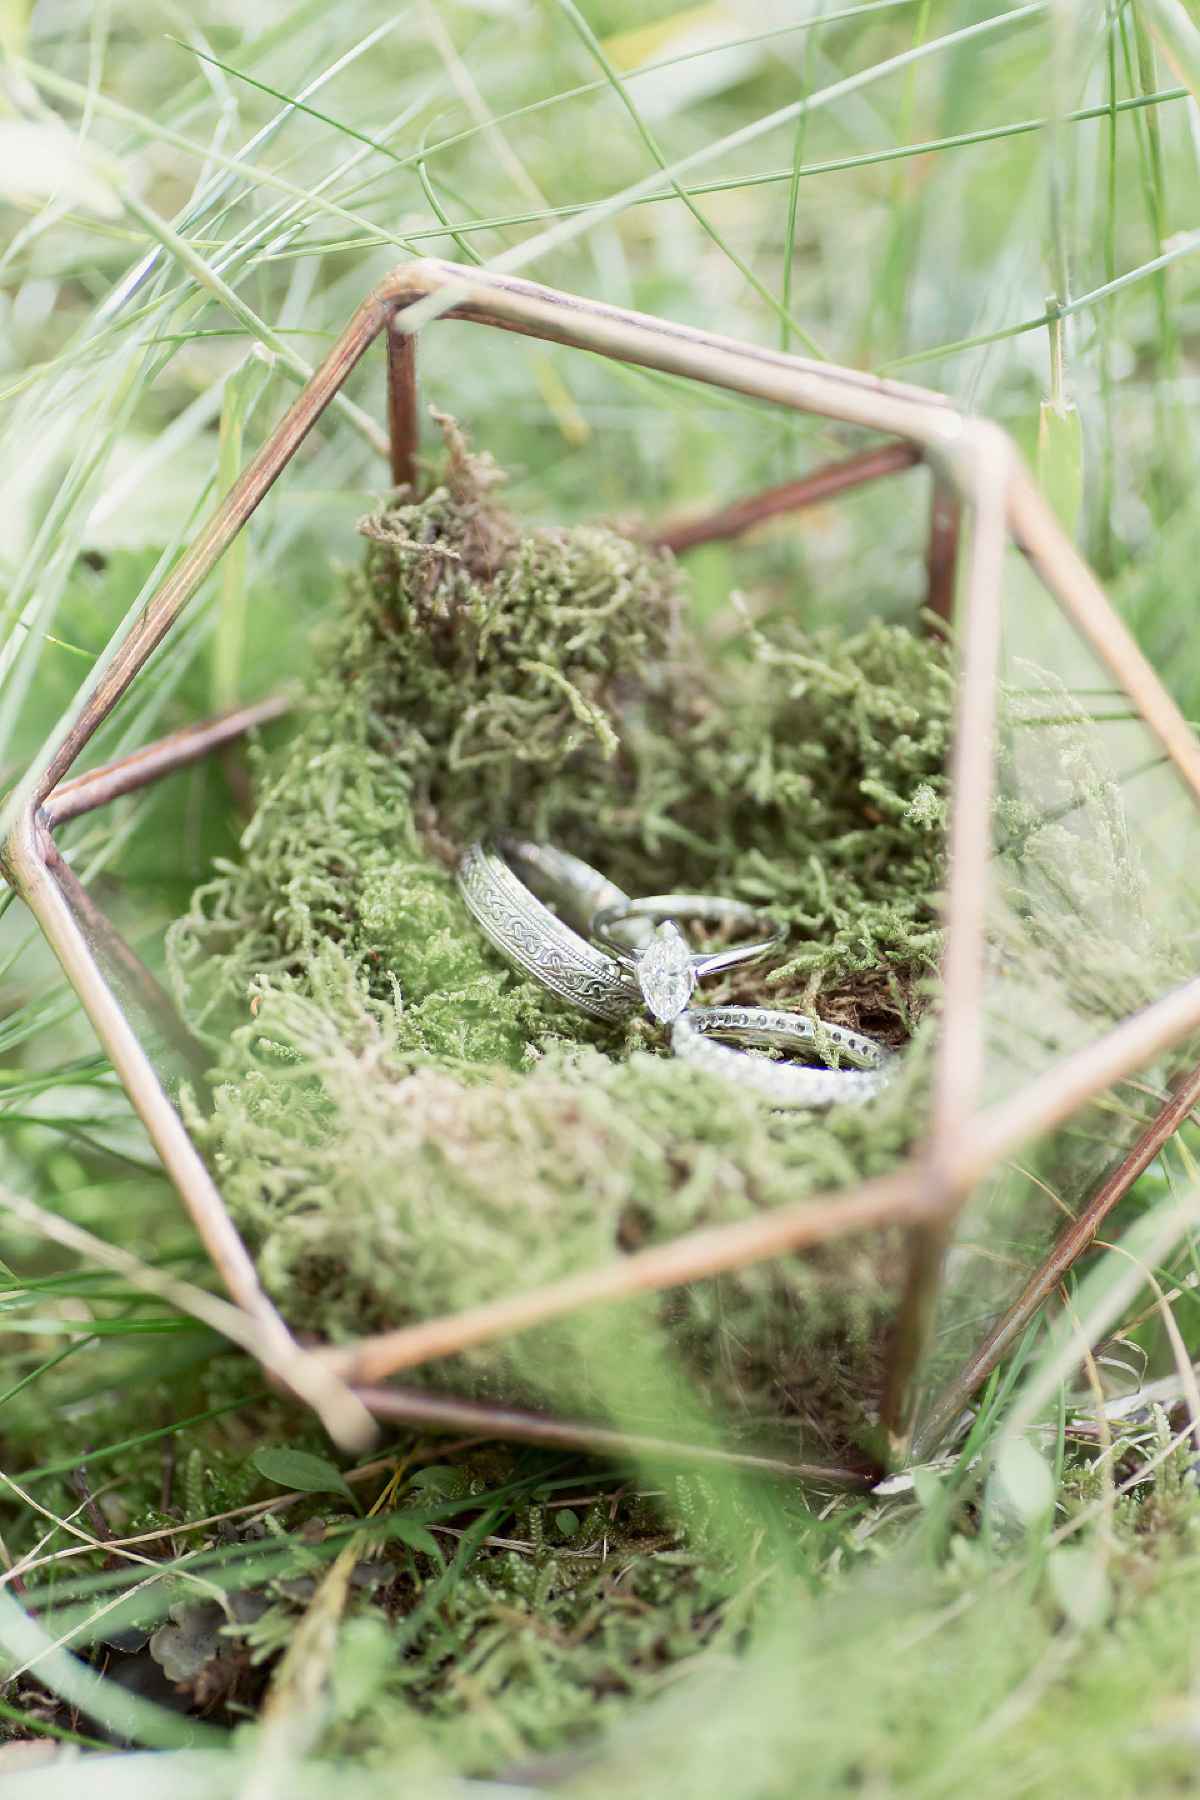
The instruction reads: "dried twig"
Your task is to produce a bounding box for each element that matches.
[0,1182,375,1455]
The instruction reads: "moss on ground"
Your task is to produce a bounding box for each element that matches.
[170,420,953,1453]
[5,425,1196,1785]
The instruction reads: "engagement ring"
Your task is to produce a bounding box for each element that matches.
[457,838,894,1110]
[591,894,787,1023]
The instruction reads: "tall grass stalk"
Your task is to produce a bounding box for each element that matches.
[1,2,1200,1793]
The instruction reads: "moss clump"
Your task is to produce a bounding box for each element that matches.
[326,1462,767,1776]
[171,418,952,1455]
[175,418,950,1047]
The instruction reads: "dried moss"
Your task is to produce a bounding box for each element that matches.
[171,418,953,1455]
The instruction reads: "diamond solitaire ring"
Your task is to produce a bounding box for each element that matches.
[671,1006,894,1108]
[457,843,784,1027]
[591,895,787,1023]
[456,837,643,1023]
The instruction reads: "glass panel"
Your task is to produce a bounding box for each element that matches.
[919,547,1200,1437]
[983,547,1196,1108]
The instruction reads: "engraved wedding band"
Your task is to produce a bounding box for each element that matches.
[495,835,634,940]
[456,837,643,1023]
[671,1006,895,1109]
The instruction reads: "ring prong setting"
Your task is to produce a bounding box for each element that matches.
[635,920,698,1022]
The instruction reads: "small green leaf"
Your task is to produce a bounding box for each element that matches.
[390,1516,442,1560]
[1047,1544,1113,1630]
[253,1447,355,1506]
[1036,401,1083,538]
[406,1465,459,1498]
[995,1436,1055,1529]
[555,1508,580,1537]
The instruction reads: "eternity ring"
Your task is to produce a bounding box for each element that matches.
[591,895,787,1023]
[455,838,644,1023]
[671,1006,895,1109]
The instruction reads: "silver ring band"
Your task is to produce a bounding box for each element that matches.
[671,1006,894,1108]
[494,835,634,941]
[456,838,643,1023]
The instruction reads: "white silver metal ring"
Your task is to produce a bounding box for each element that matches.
[456,837,644,1023]
[592,895,788,1022]
[592,894,787,976]
[494,835,634,940]
[671,1006,895,1109]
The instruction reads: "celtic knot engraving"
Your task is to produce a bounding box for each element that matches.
[456,841,642,1023]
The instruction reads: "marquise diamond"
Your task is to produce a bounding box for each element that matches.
[635,921,697,1022]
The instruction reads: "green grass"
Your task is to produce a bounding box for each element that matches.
[4,0,1200,1793]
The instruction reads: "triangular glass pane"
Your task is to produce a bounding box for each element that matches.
[980,545,1199,1107]
[919,543,1200,1442]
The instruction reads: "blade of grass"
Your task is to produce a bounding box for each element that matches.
[247,86,1191,261]
[552,0,828,358]
[17,59,423,276]
[118,189,388,455]
[781,26,818,352]
[1003,1180,1200,1441]
[396,0,1050,338]
[413,0,929,170]
[15,1393,268,1486]
[877,225,1200,370]
[0,1337,99,1412]
[211,351,272,712]
[0,1692,109,1751]
[420,2,548,214]
[0,1582,224,1747]
[415,160,485,267]
[0,1184,381,1430]
[163,13,419,173]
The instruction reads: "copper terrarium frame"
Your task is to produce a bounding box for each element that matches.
[6,257,1200,1475]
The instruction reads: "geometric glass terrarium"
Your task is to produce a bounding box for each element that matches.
[6,256,1200,1472]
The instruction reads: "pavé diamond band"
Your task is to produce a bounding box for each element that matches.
[671,1006,895,1109]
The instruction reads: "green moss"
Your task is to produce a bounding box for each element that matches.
[170,418,952,1452]
[326,1465,765,1776]
[173,418,950,1044]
